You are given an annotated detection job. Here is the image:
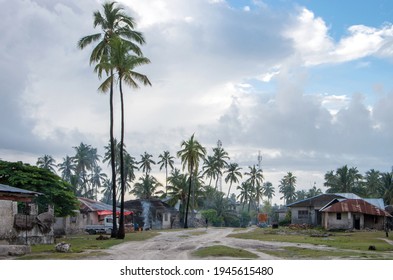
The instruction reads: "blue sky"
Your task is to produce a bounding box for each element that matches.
[1,0,393,203]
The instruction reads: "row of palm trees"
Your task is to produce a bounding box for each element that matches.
[324,165,393,205]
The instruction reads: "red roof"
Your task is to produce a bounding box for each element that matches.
[322,199,391,217]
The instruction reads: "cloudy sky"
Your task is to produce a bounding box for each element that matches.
[2,0,393,203]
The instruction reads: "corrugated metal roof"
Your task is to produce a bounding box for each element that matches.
[78,197,120,212]
[286,194,346,208]
[364,198,385,209]
[321,199,391,217]
[0,183,40,196]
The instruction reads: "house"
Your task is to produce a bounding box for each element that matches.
[0,183,54,245]
[287,192,390,230]
[286,193,349,226]
[124,199,179,230]
[320,199,391,230]
[54,197,133,235]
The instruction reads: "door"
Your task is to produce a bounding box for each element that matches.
[354,215,360,230]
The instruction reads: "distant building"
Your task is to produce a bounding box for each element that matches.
[286,193,390,230]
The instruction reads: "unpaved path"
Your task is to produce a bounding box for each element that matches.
[89,227,357,260]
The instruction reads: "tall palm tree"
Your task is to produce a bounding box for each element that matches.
[279,172,297,205]
[237,181,253,212]
[58,156,76,183]
[158,150,175,193]
[78,1,145,238]
[139,152,155,176]
[97,37,151,239]
[176,134,206,228]
[166,169,189,224]
[202,155,218,187]
[212,145,230,190]
[36,155,57,173]
[89,165,107,200]
[245,165,264,209]
[132,174,162,199]
[224,163,242,198]
[72,142,100,198]
[262,181,275,203]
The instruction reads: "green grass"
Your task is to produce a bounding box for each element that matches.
[258,246,393,260]
[229,228,393,252]
[17,231,159,260]
[192,245,258,259]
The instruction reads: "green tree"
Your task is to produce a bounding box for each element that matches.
[36,155,57,173]
[177,134,206,228]
[211,144,230,189]
[224,162,242,198]
[132,174,162,199]
[166,168,189,224]
[78,1,145,238]
[58,156,76,183]
[324,165,363,194]
[245,165,264,210]
[237,181,253,212]
[139,152,155,176]
[262,181,275,203]
[158,150,175,193]
[364,169,383,197]
[0,160,78,216]
[99,37,151,239]
[72,142,100,199]
[279,172,297,205]
[382,170,393,205]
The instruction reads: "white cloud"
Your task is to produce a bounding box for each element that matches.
[285,7,393,65]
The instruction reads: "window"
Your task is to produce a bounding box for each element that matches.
[164,213,168,222]
[298,210,308,219]
[336,213,341,220]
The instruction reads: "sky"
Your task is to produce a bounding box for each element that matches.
[2,0,393,204]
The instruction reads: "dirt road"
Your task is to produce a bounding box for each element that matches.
[91,227,279,260]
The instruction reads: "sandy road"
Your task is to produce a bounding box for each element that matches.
[90,227,330,260]
[91,227,275,260]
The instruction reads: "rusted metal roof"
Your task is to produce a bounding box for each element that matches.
[321,199,391,217]
[0,183,41,202]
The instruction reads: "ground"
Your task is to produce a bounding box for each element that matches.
[88,227,389,260]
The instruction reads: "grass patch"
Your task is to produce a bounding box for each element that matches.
[18,231,159,260]
[229,228,393,252]
[192,245,258,259]
[259,246,393,260]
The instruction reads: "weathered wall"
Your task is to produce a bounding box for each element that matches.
[0,201,54,245]
[54,212,89,235]
[0,201,17,242]
[290,207,314,224]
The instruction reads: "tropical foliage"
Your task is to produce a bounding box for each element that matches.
[0,160,78,217]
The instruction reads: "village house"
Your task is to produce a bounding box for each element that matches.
[0,183,54,245]
[287,193,389,230]
[320,199,391,230]
[286,193,350,226]
[54,197,133,235]
[124,198,179,230]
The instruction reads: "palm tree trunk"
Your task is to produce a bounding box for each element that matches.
[109,75,118,238]
[184,162,193,228]
[227,182,232,198]
[117,78,125,239]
